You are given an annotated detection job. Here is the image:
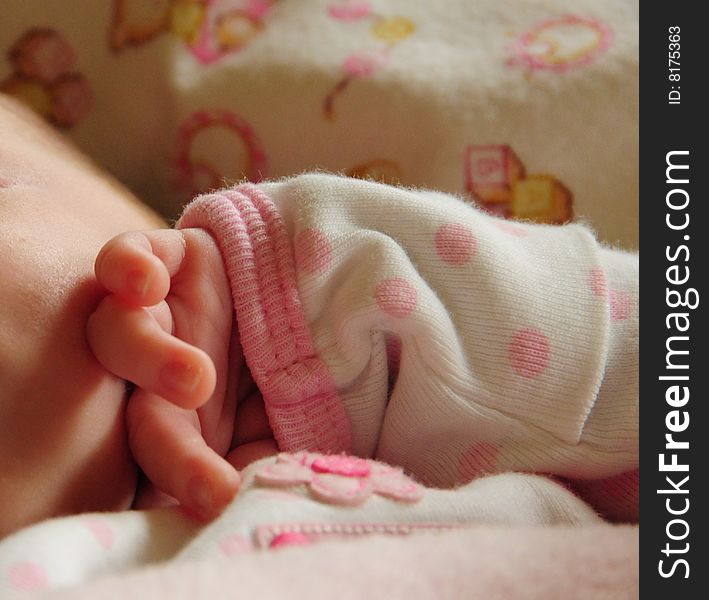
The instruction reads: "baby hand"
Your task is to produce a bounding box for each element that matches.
[87,228,241,520]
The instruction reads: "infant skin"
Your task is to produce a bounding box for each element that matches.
[0,95,270,536]
[87,226,276,519]
[0,95,637,534]
[88,177,638,523]
[0,95,166,537]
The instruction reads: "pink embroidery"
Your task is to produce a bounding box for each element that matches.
[312,454,371,477]
[83,518,115,550]
[507,15,613,73]
[7,562,49,592]
[177,186,352,453]
[269,532,313,549]
[174,109,267,199]
[508,328,551,378]
[255,452,424,506]
[435,223,477,266]
[257,522,458,550]
[375,277,417,318]
[256,460,313,486]
[310,473,374,505]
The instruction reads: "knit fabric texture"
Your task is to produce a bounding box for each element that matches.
[177,174,638,520]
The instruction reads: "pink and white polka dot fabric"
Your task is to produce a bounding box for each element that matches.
[179,174,638,512]
[1,516,123,595]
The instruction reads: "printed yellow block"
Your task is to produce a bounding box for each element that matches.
[511,175,572,224]
[465,145,525,205]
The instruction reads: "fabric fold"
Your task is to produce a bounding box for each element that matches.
[177,184,353,453]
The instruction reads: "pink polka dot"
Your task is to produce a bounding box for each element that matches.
[435,223,477,265]
[493,221,528,237]
[509,328,550,378]
[295,228,332,275]
[84,518,115,549]
[610,290,635,321]
[458,442,499,482]
[375,278,417,318]
[269,532,313,549]
[8,562,48,591]
[219,533,251,556]
[587,267,608,297]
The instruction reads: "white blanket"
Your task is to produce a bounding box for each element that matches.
[1,454,605,597]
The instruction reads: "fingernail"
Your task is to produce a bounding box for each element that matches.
[187,476,213,518]
[127,269,151,297]
[160,361,201,397]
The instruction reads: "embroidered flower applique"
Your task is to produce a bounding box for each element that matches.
[255,452,424,506]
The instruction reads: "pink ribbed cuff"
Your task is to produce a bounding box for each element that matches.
[177,184,352,453]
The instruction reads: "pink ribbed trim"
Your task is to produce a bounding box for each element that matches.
[177,184,352,453]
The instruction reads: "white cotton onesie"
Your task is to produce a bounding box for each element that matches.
[176,173,638,519]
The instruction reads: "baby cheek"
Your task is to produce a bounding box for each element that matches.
[5,372,137,529]
[0,383,134,537]
[66,374,138,513]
